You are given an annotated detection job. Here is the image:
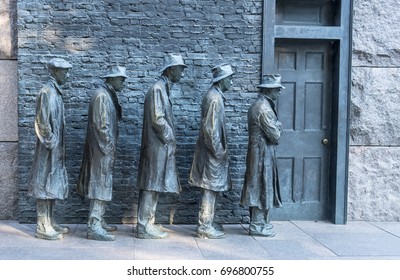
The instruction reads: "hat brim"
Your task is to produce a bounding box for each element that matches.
[160,63,187,73]
[257,83,285,89]
[48,64,72,69]
[212,72,234,84]
[102,74,128,78]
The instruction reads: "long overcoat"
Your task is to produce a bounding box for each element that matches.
[240,95,282,209]
[189,85,232,192]
[137,76,181,194]
[29,78,69,200]
[77,83,121,201]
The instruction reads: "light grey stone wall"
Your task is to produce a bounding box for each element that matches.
[352,0,400,67]
[349,0,400,221]
[0,0,17,59]
[0,143,18,219]
[0,61,18,142]
[0,0,18,219]
[348,147,400,221]
[350,68,400,146]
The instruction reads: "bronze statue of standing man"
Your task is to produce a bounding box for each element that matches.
[189,63,234,239]
[136,53,187,239]
[240,74,284,237]
[77,66,126,241]
[29,58,72,240]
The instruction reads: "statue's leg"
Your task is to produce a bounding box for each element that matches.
[100,201,117,232]
[197,189,225,239]
[249,206,264,233]
[249,207,275,237]
[87,199,115,241]
[137,189,159,227]
[136,190,167,239]
[49,199,70,234]
[211,193,224,231]
[263,209,273,229]
[35,199,63,240]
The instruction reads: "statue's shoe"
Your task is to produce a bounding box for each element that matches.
[87,227,115,241]
[101,221,118,232]
[52,223,70,234]
[36,229,63,240]
[136,223,168,239]
[263,222,273,230]
[196,225,226,239]
[212,222,224,232]
[249,225,276,237]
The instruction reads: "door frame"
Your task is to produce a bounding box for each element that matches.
[262,0,353,224]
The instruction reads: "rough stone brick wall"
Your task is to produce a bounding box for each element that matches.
[348,0,400,221]
[17,0,263,223]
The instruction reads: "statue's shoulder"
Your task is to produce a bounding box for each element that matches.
[259,97,273,110]
[153,78,165,89]
[95,84,108,95]
[250,97,273,116]
[90,84,109,103]
[41,81,55,93]
[38,82,56,101]
[146,78,166,97]
[205,86,222,102]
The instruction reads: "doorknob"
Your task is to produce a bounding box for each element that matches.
[322,138,329,145]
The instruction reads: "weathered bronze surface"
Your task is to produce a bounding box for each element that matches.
[240,74,284,237]
[29,58,72,240]
[77,65,127,241]
[136,53,187,239]
[189,63,234,239]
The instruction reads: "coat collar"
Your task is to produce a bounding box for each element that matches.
[104,82,116,96]
[161,75,172,96]
[261,95,277,115]
[213,84,226,101]
[49,77,63,95]
[104,82,122,120]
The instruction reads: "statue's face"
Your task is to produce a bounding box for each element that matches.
[169,65,185,83]
[109,76,126,92]
[265,87,281,101]
[54,68,69,85]
[220,75,233,92]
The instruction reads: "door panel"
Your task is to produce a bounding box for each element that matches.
[272,40,332,220]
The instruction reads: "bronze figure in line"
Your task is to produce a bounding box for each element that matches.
[77,65,127,241]
[240,74,284,237]
[29,58,72,240]
[136,53,187,239]
[189,63,234,239]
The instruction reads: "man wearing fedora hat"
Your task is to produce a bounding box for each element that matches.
[240,74,284,237]
[136,53,187,239]
[77,65,126,241]
[189,63,234,239]
[29,58,72,240]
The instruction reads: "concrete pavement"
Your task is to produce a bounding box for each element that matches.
[0,220,400,260]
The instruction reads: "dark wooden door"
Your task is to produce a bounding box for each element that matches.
[272,40,332,220]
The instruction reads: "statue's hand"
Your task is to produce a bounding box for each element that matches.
[214,147,226,159]
[166,140,176,157]
[276,121,283,132]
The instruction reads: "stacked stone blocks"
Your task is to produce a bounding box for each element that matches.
[17,0,263,223]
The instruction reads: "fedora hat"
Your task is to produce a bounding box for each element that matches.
[160,53,187,73]
[102,65,128,78]
[211,63,234,83]
[258,74,285,89]
[47,58,72,69]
